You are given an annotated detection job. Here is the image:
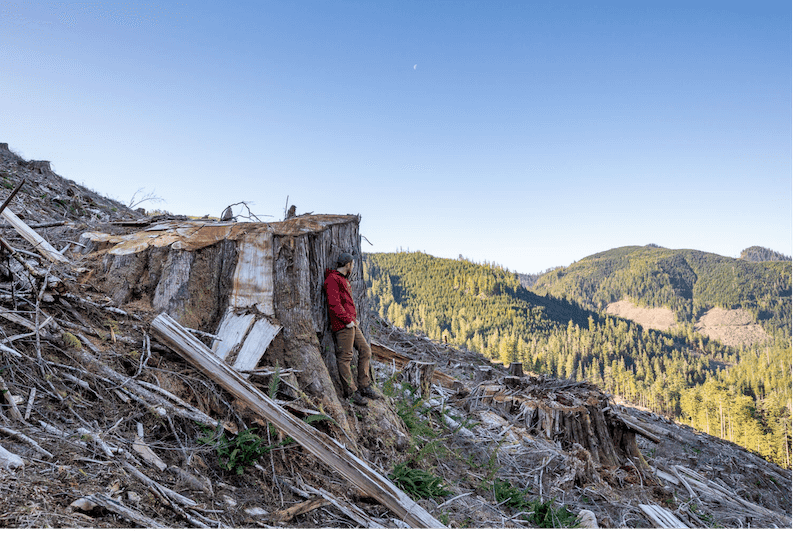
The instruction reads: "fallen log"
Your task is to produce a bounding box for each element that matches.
[151,312,444,529]
[0,207,69,263]
[638,504,688,528]
[69,493,166,529]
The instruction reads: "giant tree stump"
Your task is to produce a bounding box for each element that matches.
[83,214,369,439]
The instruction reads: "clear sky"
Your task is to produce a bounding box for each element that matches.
[1,1,792,274]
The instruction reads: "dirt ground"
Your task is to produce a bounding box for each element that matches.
[606,299,769,347]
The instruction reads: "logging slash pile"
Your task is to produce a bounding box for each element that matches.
[0,144,792,528]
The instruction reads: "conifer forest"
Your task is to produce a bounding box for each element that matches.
[365,249,792,468]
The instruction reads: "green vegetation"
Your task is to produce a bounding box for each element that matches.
[365,251,792,468]
[198,426,273,475]
[529,245,791,337]
[493,479,579,528]
[389,462,452,500]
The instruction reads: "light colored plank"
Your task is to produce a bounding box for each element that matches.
[212,309,256,361]
[639,504,688,528]
[1,207,69,263]
[233,318,281,371]
[231,232,274,315]
[151,313,444,529]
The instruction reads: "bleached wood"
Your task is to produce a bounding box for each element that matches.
[151,312,444,529]
[0,426,53,458]
[0,375,24,422]
[70,494,166,529]
[297,482,385,529]
[231,231,274,315]
[0,444,23,469]
[212,309,256,361]
[133,435,168,471]
[639,504,688,528]
[24,387,36,420]
[399,360,436,399]
[233,317,281,371]
[1,207,69,263]
[371,342,458,388]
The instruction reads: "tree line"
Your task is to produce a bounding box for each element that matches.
[364,251,792,468]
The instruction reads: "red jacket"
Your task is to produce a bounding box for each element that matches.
[324,269,357,332]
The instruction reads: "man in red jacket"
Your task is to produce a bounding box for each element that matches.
[324,252,379,406]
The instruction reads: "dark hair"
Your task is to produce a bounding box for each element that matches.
[336,252,354,267]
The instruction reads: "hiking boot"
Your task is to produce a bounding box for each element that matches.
[359,386,380,400]
[350,390,368,406]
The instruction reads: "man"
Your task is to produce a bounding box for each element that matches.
[324,252,379,406]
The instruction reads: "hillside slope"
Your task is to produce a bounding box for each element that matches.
[527,245,791,340]
[0,144,790,528]
[366,251,792,469]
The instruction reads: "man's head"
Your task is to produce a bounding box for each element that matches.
[336,252,354,275]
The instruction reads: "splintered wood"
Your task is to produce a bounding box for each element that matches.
[469,377,651,469]
[151,312,445,529]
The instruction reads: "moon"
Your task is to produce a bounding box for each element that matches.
[413,64,417,70]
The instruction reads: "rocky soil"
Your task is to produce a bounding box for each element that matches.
[0,144,791,528]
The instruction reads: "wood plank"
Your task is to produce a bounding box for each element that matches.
[1,207,69,263]
[151,313,444,529]
[212,309,255,362]
[233,317,281,371]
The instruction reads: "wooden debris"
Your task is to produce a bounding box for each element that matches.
[273,497,328,522]
[132,431,167,471]
[212,308,282,371]
[399,360,436,399]
[371,342,458,388]
[0,443,24,469]
[297,482,386,528]
[508,361,524,377]
[70,349,219,429]
[0,375,25,422]
[69,494,166,529]
[0,426,53,458]
[24,387,36,419]
[671,465,791,525]
[0,207,69,263]
[121,461,197,508]
[0,177,26,215]
[610,412,661,443]
[477,365,494,382]
[151,312,445,529]
[639,504,688,528]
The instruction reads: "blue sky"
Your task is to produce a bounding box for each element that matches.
[1,1,791,273]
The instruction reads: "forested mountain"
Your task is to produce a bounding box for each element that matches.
[527,245,791,339]
[364,252,792,468]
[739,245,792,263]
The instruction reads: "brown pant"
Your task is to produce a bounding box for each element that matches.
[334,325,372,395]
